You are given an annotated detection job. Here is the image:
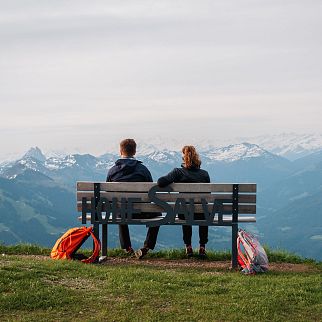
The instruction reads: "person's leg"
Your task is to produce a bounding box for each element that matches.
[136,226,160,259]
[198,226,208,257]
[199,226,208,246]
[118,225,132,251]
[195,213,208,258]
[143,226,160,250]
[182,225,193,257]
[182,225,192,246]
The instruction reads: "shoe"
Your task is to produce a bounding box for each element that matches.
[199,246,206,259]
[135,247,149,259]
[185,245,193,257]
[125,246,134,255]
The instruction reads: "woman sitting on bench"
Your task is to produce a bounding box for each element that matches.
[157,145,210,258]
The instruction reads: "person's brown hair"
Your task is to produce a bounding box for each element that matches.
[182,145,201,169]
[120,139,136,157]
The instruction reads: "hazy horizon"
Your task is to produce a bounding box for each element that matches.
[1,131,322,163]
[1,1,321,160]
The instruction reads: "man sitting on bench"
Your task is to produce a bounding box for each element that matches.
[106,138,159,259]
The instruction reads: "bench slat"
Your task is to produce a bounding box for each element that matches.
[76,192,256,203]
[77,203,256,214]
[77,182,257,193]
[78,215,256,223]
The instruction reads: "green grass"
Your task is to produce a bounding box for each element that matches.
[265,248,318,264]
[0,255,321,322]
[0,243,319,264]
[0,245,321,321]
[0,244,51,256]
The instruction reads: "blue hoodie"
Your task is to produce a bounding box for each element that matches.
[106,158,153,182]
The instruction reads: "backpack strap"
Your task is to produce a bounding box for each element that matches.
[237,235,248,269]
[81,227,101,263]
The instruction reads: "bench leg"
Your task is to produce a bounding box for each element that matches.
[93,223,100,257]
[102,224,108,257]
[232,224,238,269]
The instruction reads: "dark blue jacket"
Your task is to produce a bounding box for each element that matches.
[106,158,153,182]
[157,166,210,187]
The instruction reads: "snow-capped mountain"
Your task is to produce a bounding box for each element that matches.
[0,155,49,180]
[2,138,320,186]
[101,133,322,161]
[23,146,46,162]
[138,149,181,164]
[0,143,287,174]
[134,142,274,163]
[0,143,291,187]
[200,143,275,162]
[242,133,322,160]
[0,150,110,184]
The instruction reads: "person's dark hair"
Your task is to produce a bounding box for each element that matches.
[120,139,137,157]
[182,145,201,169]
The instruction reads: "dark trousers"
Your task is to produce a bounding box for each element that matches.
[182,225,208,246]
[119,225,160,250]
[180,213,208,246]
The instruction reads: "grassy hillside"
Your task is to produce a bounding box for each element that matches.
[0,176,76,245]
[0,246,321,321]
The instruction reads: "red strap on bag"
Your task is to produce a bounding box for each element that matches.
[81,228,101,263]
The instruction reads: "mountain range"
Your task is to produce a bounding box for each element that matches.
[0,136,321,260]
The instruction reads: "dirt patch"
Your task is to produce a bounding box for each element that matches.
[1,255,320,273]
[100,257,320,273]
[269,262,319,273]
[102,257,230,270]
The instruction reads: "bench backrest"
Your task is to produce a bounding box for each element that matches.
[77,182,256,224]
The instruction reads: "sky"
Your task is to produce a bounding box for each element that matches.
[0,0,321,160]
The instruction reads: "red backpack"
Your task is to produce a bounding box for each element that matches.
[51,226,101,263]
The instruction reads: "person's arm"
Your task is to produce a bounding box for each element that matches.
[157,168,182,187]
[145,168,153,183]
[205,172,210,183]
[106,169,112,182]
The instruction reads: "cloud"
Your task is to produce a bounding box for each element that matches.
[0,0,321,158]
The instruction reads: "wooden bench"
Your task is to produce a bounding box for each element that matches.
[77,182,257,268]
